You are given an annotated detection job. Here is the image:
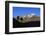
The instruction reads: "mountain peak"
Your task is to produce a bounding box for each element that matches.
[23,13,36,18]
[31,13,35,16]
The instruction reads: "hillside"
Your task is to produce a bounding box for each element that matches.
[15,15,40,23]
[13,15,40,28]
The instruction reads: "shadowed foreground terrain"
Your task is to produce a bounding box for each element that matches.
[13,18,40,28]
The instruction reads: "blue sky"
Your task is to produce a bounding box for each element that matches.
[13,7,40,17]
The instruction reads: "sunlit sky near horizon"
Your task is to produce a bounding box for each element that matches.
[13,7,40,17]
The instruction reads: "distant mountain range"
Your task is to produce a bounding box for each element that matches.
[14,14,40,23]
